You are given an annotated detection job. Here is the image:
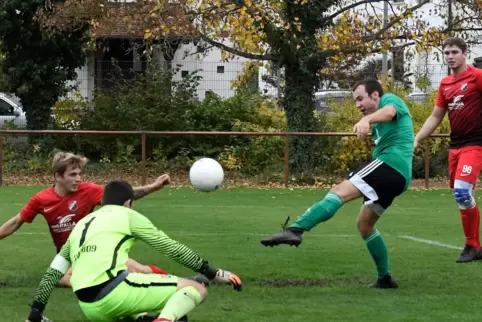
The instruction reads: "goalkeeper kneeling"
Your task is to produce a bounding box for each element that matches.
[26,179,242,322]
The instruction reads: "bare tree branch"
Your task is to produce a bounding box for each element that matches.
[200,34,279,61]
[320,0,385,23]
[361,0,430,42]
[337,0,430,54]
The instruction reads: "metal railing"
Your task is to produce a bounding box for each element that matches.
[0,130,450,188]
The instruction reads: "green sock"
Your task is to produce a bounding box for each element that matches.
[364,230,389,279]
[158,286,203,321]
[290,192,344,231]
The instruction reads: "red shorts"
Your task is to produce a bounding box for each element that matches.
[449,146,482,188]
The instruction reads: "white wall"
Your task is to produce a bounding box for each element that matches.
[75,40,258,101]
[166,42,250,100]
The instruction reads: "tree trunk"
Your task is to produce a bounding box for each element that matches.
[20,93,54,146]
[283,63,318,176]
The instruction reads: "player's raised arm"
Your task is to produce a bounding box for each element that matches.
[132,174,171,200]
[26,242,72,322]
[128,209,242,291]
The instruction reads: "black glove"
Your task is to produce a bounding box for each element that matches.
[27,301,50,322]
[198,262,218,280]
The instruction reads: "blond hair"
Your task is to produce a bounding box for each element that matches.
[52,151,88,176]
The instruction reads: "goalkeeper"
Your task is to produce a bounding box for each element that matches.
[26,180,242,322]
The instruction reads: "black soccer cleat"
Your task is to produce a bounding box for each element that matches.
[368,274,399,289]
[260,228,303,247]
[456,245,479,263]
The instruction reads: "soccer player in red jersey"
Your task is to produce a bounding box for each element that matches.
[415,37,482,263]
[0,151,174,286]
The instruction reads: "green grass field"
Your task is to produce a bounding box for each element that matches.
[1,186,482,322]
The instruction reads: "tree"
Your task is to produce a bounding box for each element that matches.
[39,0,471,174]
[0,0,89,137]
[0,48,5,92]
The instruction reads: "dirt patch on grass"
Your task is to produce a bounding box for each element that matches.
[253,276,367,288]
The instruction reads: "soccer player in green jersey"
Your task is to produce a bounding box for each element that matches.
[26,180,242,322]
[261,79,414,289]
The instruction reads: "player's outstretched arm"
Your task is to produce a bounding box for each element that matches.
[132,174,171,200]
[26,243,72,322]
[0,214,25,240]
[128,210,242,291]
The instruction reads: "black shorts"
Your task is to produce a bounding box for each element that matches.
[346,159,406,215]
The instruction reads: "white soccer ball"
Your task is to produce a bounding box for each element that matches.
[189,157,224,192]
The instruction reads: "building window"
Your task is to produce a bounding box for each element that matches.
[181,70,189,78]
[217,66,225,74]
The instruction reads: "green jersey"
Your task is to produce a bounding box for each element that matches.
[32,205,207,305]
[371,93,414,189]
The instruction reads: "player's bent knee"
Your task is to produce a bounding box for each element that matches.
[357,217,375,236]
[453,180,476,209]
[177,277,208,300]
[356,206,379,236]
[330,180,362,203]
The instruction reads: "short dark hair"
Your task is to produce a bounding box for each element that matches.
[442,37,467,53]
[102,180,134,206]
[352,79,384,97]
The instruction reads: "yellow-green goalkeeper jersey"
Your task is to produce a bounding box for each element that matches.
[33,205,207,304]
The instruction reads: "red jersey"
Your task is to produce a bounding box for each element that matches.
[19,182,104,252]
[436,65,482,148]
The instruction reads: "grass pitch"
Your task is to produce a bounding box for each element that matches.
[1,186,481,322]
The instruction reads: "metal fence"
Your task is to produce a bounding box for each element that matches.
[0,130,448,189]
[71,60,452,102]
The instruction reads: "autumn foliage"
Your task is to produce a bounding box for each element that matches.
[35,0,473,174]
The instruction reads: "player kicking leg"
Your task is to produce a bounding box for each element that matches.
[261,160,404,288]
[261,79,414,288]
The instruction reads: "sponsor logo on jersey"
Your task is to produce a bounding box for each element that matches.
[51,213,76,233]
[448,95,464,110]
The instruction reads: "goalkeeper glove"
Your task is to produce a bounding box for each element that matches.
[26,301,51,322]
[199,263,242,292]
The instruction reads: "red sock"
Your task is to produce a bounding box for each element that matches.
[147,264,169,275]
[460,204,481,249]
